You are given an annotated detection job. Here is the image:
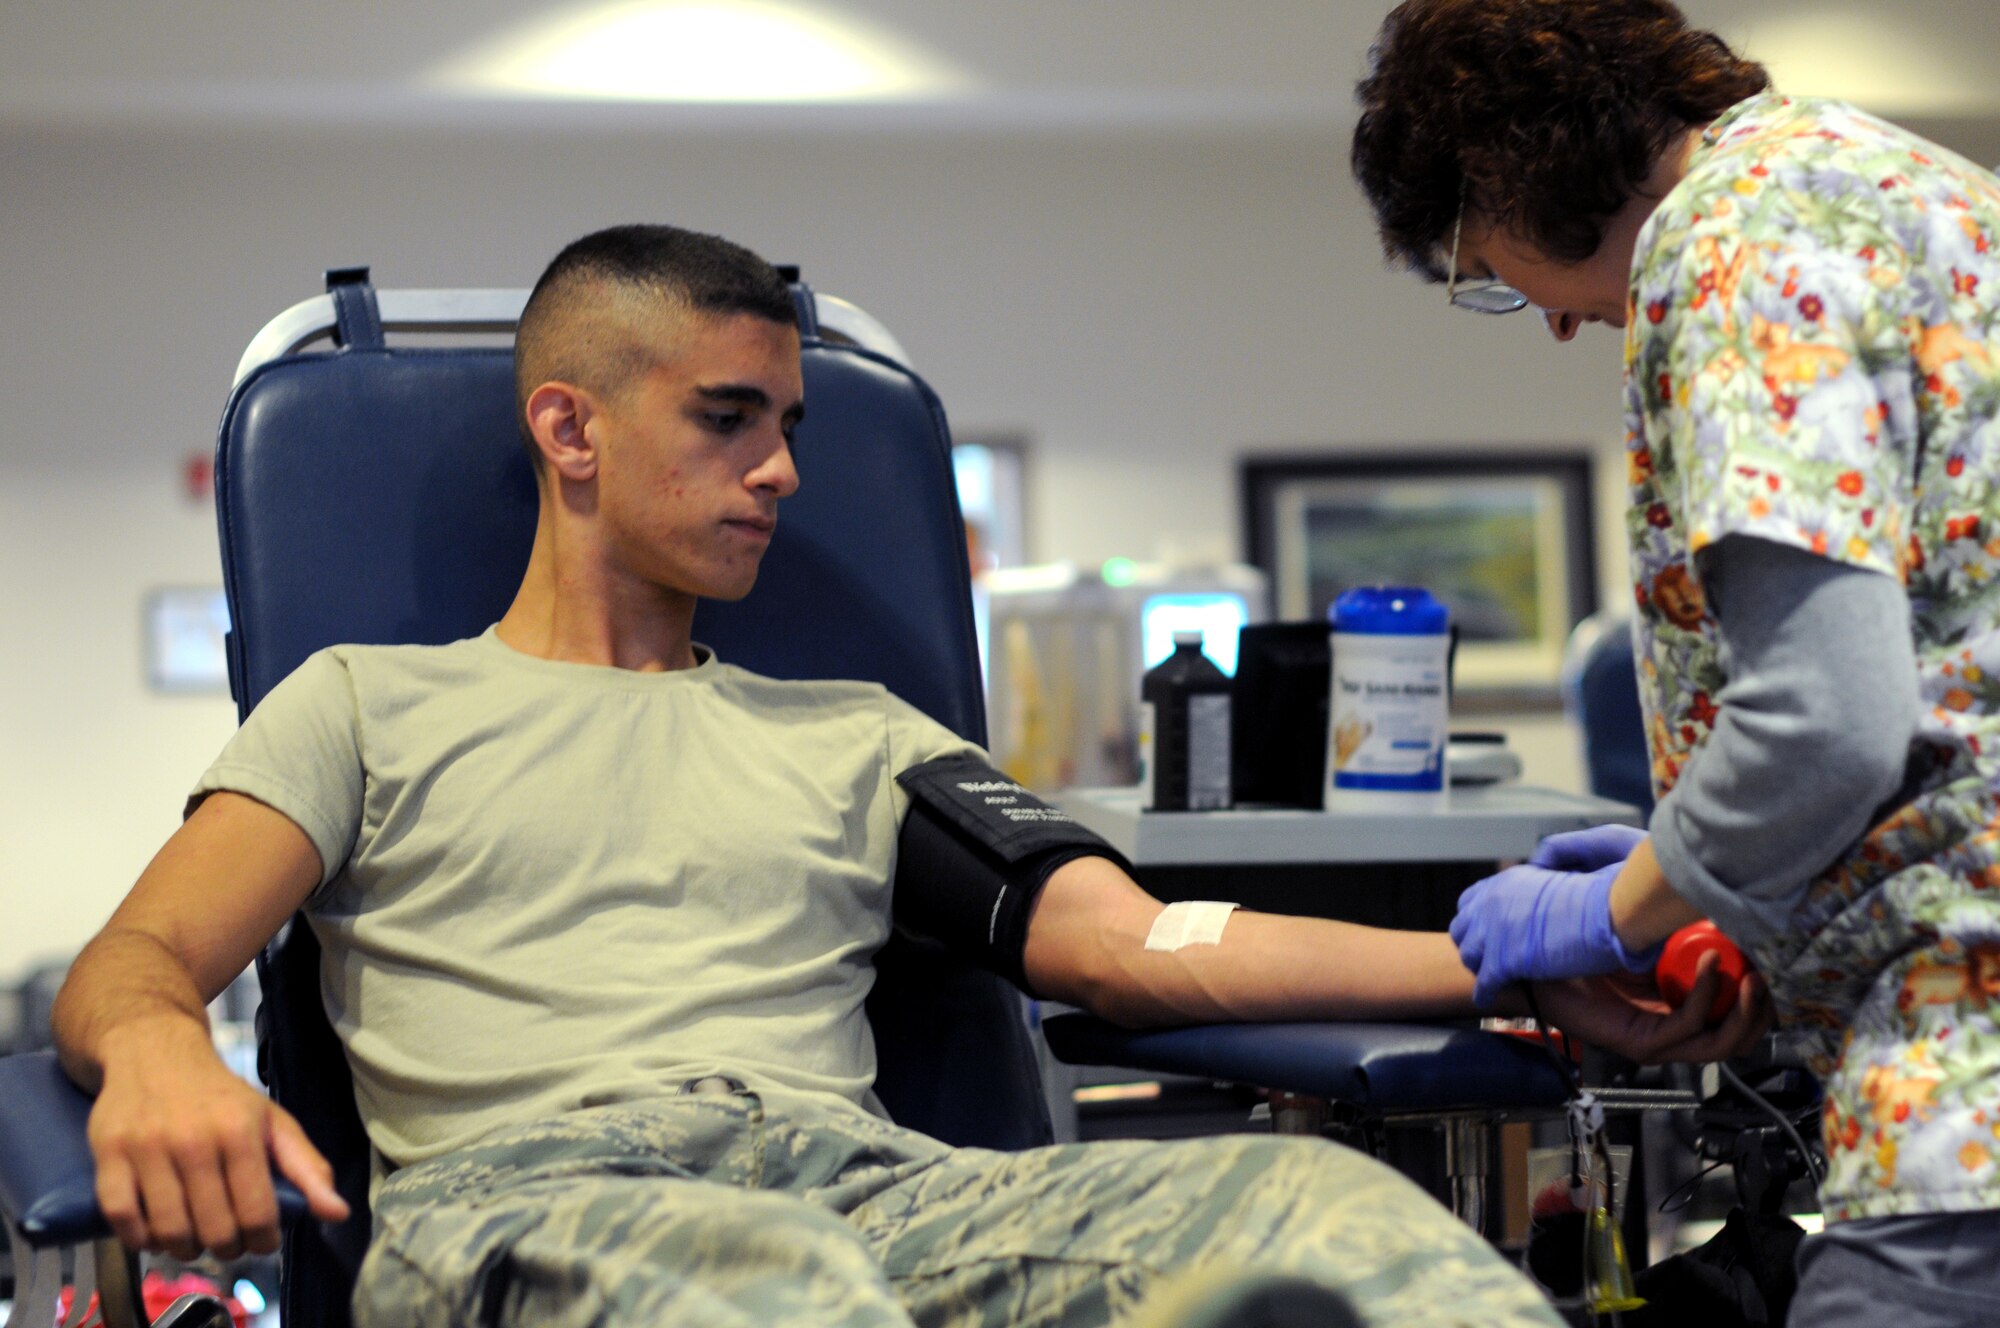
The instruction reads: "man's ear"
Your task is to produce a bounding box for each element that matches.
[524,382,599,482]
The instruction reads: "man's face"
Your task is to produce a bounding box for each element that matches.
[590,311,805,604]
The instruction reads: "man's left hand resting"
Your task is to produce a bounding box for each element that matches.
[1526,960,1768,1064]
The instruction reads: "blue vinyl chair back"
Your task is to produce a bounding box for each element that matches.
[1566,617,1655,816]
[216,273,1050,1328]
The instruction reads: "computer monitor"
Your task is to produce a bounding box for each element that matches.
[982,562,1267,789]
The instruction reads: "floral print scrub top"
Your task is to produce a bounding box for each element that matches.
[1627,94,2000,1220]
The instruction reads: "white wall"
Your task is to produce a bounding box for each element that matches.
[0,122,1635,981]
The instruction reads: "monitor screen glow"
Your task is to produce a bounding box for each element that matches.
[1140,592,1249,675]
[145,587,231,693]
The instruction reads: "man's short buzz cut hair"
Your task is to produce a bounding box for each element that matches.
[514,223,797,455]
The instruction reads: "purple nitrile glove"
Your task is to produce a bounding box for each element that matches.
[1529,823,1648,873]
[1449,861,1664,1008]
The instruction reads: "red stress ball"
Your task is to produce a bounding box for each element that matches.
[1655,921,1749,1023]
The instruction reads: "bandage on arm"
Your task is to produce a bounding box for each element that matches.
[893,755,1132,992]
[1144,900,1238,952]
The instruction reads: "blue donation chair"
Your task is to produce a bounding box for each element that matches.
[0,267,1618,1328]
[0,268,1049,1328]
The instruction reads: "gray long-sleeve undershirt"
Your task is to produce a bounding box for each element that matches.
[1646,534,1923,949]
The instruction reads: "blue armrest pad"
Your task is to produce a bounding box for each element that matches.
[0,1050,307,1247]
[1041,1016,1572,1113]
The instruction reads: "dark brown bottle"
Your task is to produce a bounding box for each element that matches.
[1140,632,1232,811]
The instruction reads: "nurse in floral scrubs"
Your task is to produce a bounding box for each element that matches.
[1352,2,2000,1323]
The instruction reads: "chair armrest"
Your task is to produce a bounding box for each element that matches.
[0,1051,109,1244]
[1041,1016,1572,1115]
[0,1050,308,1247]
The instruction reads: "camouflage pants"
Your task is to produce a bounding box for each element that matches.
[358,1081,1556,1328]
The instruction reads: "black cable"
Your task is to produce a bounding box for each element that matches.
[1719,1062,1824,1189]
[1519,984,1583,1093]
[1657,1157,1729,1214]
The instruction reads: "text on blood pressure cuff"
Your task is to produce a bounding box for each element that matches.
[893,754,1132,991]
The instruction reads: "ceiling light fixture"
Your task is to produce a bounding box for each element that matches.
[428,0,972,104]
[1731,9,1991,118]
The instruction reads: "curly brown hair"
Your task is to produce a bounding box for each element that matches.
[1350,0,1769,281]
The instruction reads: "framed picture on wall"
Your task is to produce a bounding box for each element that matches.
[952,434,1030,572]
[144,586,232,694]
[1241,452,1597,710]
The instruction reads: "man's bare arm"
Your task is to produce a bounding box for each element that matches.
[1022,855,1765,1064]
[1023,856,1479,1025]
[52,791,349,1260]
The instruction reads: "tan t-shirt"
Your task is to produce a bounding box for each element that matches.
[191,628,976,1169]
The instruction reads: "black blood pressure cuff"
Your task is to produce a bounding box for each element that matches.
[892,754,1133,992]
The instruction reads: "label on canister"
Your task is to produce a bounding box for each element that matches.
[1329,632,1448,791]
[1185,693,1232,810]
[1138,700,1157,809]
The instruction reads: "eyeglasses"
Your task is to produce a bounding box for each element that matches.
[1446,203,1529,315]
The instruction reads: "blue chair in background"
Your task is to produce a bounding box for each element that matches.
[1562,613,1655,817]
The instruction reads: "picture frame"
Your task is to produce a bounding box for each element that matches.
[143,586,232,694]
[953,434,1031,571]
[1241,452,1597,710]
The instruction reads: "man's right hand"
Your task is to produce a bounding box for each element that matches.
[87,1016,348,1260]
[52,791,340,1259]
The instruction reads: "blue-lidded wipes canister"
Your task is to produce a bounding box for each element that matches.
[1326,587,1450,797]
